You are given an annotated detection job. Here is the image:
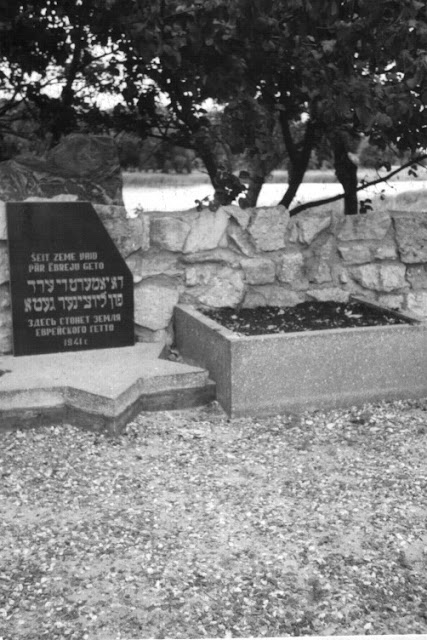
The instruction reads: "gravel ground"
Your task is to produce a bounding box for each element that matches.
[1,398,427,639]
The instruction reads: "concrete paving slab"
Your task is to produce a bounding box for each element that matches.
[0,344,215,433]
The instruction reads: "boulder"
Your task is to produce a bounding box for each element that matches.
[296,210,332,245]
[131,251,182,281]
[307,237,334,284]
[248,206,289,251]
[241,257,276,285]
[0,201,6,240]
[93,205,147,258]
[406,265,427,290]
[374,242,398,261]
[185,266,245,307]
[337,211,391,241]
[350,263,407,292]
[0,242,9,285]
[393,212,427,263]
[307,288,349,303]
[181,248,241,267]
[246,285,302,307]
[0,321,12,354]
[227,221,256,256]
[0,284,12,353]
[406,291,427,318]
[134,279,180,331]
[221,205,251,229]
[391,189,427,210]
[338,244,372,264]
[134,325,171,345]
[150,216,190,252]
[0,134,123,204]
[183,209,229,253]
[377,294,404,310]
[185,264,222,287]
[277,250,309,289]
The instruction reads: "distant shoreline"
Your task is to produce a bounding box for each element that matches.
[123,166,425,188]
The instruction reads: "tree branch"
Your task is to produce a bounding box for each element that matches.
[288,155,427,216]
[278,108,297,164]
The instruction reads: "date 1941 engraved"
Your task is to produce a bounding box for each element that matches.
[7,201,134,356]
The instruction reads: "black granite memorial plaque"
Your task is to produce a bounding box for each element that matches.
[7,201,134,356]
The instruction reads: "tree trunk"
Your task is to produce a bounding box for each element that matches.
[241,174,265,207]
[333,131,359,216]
[278,115,316,210]
[280,161,308,210]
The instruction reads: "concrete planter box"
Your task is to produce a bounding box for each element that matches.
[174,300,427,417]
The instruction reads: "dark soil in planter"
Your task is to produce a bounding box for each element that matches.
[203,300,411,336]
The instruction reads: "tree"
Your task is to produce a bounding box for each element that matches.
[0,0,146,153]
[223,0,427,214]
[2,0,427,217]
[113,0,427,214]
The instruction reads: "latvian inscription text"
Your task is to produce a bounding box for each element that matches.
[7,202,134,356]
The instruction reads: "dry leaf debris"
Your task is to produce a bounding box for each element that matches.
[1,398,427,639]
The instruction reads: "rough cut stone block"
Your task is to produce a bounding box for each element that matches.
[337,211,391,241]
[377,294,404,310]
[0,325,12,353]
[150,216,190,251]
[350,263,407,292]
[221,205,251,229]
[241,257,276,285]
[227,221,256,256]
[138,214,150,252]
[287,219,299,243]
[0,243,10,285]
[134,280,180,331]
[277,250,308,289]
[307,288,349,303]
[393,212,427,263]
[338,244,372,264]
[182,248,241,266]
[249,285,302,307]
[243,290,269,308]
[188,267,245,307]
[406,265,427,290]
[374,242,398,260]
[183,209,229,253]
[0,282,10,310]
[93,204,145,257]
[406,291,427,318]
[0,308,11,328]
[0,201,6,240]
[136,252,182,279]
[125,251,143,283]
[307,237,334,284]
[134,325,171,345]
[185,264,221,287]
[248,206,289,251]
[297,211,332,245]
[309,262,332,284]
[391,189,427,210]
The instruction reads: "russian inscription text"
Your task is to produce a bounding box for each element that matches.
[7,202,134,356]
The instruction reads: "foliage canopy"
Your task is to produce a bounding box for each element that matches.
[1,0,427,212]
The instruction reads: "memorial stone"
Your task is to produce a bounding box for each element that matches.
[7,201,134,356]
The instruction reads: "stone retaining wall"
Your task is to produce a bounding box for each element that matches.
[0,201,426,353]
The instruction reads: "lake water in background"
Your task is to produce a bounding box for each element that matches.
[123,178,427,214]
